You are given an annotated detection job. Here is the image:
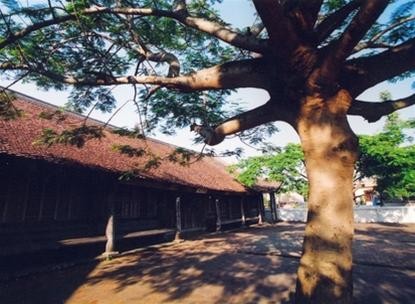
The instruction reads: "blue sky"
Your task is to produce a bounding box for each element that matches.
[1,1,414,162]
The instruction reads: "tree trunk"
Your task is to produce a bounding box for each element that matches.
[294,90,359,303]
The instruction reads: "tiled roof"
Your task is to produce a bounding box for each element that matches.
[0,90,248,193]
[252,180,282,192]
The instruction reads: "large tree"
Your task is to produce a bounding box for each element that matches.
[1,0,415,302]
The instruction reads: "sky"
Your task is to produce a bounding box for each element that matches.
[1,1,414,163]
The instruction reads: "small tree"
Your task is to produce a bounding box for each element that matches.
[229,143,308,197]
[1,1,415,302]
[358,113,415,200]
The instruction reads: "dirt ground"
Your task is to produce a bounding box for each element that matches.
[0,222,414,304]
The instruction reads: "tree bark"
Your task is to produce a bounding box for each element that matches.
[294,90,358,303]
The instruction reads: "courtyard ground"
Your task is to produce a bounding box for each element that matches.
[0,222,414,304]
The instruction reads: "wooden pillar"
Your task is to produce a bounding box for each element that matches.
[275,194,280,221]
[270,191,277,222]
[258,195,264,225]
[240,197,246,227]
[38,175,47,221]
[2,174,10,224]
[21,174,31,222]
[54,169,63,221]
[215,198,222,231]
[175,196,182,240]
[104,200,118,257]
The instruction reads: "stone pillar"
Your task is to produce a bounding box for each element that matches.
[240,197,246,227]
[175,196,182,240]
[215,198,222,231]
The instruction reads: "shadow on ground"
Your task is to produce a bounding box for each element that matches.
[0,223,413,303]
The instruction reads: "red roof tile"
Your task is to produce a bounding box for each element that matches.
[252,180,282,192]
[0,91,248,193]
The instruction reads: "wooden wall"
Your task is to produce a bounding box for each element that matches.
[0,154,262,256]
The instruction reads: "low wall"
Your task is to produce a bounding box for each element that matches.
[277,208,307,222]
[277,206,415,223]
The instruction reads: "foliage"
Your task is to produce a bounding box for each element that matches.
[0,0,241,138]
[67,87,117,114]
[111,144,146,157]
[167,147,196,166]
[38,109,67,123]
[113,142,201,170]
[118,168,141,181]
[1,1,413,146]
[357,113,415,199]
[34,125,104,148]
[0,91,22,120]
[229,143,308,196]
[111,127,145,139]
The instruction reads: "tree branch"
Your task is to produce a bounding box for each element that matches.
[179,14,267,53]
[146,52,180,77]
[94,31,180,77]
[316,0,388,85]
[1,58,270,91]
[250,22,265,37]
[192,100,288,146]
[315,0,362,43]
[286,0,323,36]
[172,0,187,16]
[0,62,27,70]
[349,93,415,122]
[352,15,415,53]
[352,42,393,53]
[0,5,267,53]
[253,0,300,56]
[341,37,415,97]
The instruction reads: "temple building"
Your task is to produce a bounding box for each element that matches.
[0,89,263,271]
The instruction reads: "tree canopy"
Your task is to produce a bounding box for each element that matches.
[0,0,414,144]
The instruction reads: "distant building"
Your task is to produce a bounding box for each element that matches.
[354,178,378,206]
